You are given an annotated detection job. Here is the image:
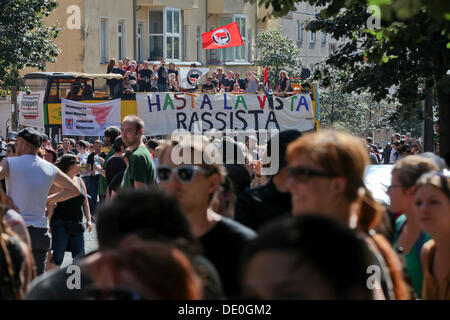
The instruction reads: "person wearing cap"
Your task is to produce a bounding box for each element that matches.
[0,127,81,275]
[234,130,302,231]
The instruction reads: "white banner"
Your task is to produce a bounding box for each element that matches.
[18,91,45,129]
[61,99,122,136]
[136,93,315,136]
[179,67,211,89]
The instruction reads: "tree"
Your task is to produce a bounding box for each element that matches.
[0,0,60,92]
[249,0,450,159]
[252,29,304,88]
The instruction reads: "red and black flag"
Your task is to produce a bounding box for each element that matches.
[202,22,244,50]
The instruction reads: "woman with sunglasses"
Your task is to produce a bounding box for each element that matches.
[157,138,256,298]
[286,130,409,299]
[47,154,93,268]
[414,171,450,299]
[387,156,439,298]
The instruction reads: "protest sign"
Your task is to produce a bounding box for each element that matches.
[18,91,45,129]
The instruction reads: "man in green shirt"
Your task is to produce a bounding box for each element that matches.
[121,115,156,188]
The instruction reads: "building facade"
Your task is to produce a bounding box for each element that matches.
[29,0,259,76]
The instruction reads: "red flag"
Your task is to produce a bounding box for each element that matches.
[202,22,244,50]
[263,66,269,86]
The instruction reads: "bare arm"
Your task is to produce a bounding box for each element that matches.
[133,181,148,189]
[80,179,93,232]
[0,158,10,180]
[47,169,81,205]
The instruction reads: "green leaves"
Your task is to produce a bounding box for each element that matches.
[0,0,60,89]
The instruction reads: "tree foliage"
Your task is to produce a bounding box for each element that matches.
[248,0,450,158]
[0,0,60,91]
[252,29,304,87]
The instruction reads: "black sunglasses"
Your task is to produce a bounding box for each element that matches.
[288,166,335,182]
[157,165,210,184]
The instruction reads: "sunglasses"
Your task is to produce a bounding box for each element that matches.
[157,165,210,184]
[288,166,335,182]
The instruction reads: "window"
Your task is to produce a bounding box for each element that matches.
[118,21,125,60]
[137,23,144,63]
[218,15,247,62]
[149,8,180,61]
[149,11,163,60]
[321,31,326,44]
[297,20,303,42]
[183,25,187,60]
[310,31,316,43]
[235,15,246,61]
[100,19,109,64]
[197,26,201,62]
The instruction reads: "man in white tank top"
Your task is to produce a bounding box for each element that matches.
[0,128,81,275]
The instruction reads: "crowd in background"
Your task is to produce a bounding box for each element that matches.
[0,122,448,300]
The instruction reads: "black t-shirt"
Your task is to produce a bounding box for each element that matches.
[109,170,125,194]
[168,69,178,78]
[199,217,256,298]
[111,67,126,76]
[139,69,153,84]
[105,156,127,186]
[237,79,246,90]
[158,67,169,85]
[202,83,215,92]
[221,78,236,92]
[87,152,107,180]
[211,79,219,88]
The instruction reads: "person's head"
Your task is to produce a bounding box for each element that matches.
[169,73,176,82]
[118,60,124,69]
[233,83,240,90]
[112,136,125,154]
[143,61,149,69]
[157,138,226,215]
[146,139,159,158]
[414,171,450,237]
[388,155,439,214]
[227,71,234,79]
[211,72,217,79]
[405,132,411,139]
[96,188,196,251]
[76,140,87,153]
[124,57,130,66]
[93,140,103,153]
[366,137,373,145]
[286,131,369,225]
[16,127,42,156]
[240,214,373,299]
[235,72,240,79]
[43,148,57,163]
[107,58,116,69]
[210,176,236,219]
[160,59,166,66]
[89,236,202,300]
[69,139,76,150]
[216,67,223,75]
[169,62,176,70]
[279,70,288,79]
[205,77,212,84]
[265,130,302,192]
[56,154,80,176]
[190,63,196,68]
[121,115,144,148]
[398,144,411,157]
[104,126,121,148]
[393,133,401,142]
[5,142,15,157]
[130,64,136,71]
[393,141,400,150]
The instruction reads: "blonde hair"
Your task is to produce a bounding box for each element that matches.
[416,171,450,198]
[279,70,288,78]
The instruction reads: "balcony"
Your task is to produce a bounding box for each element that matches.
[208,0,246,14]
[137,0,198,10]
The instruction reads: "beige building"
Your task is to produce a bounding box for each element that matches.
[29,0,259,76]
[263,2,346,73]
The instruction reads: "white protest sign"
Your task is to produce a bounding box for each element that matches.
[18,91,45,129]
[62,99,121,136]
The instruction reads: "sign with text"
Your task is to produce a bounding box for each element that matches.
[62,99,121,136]
[136,93,315,136]
[18,91,45,129]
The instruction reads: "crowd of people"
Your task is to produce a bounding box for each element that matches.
[105,57,298,98]
[0,121,448,300]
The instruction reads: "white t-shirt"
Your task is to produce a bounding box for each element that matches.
[79,151,90,177]
[6,154,58,229]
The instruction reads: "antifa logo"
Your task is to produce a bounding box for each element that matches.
[212,29,231,46]
[66,118,73,129]
[187,69,203,86]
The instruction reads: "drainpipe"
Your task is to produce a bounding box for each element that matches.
[205,0,208,65]
[133,0,137,60]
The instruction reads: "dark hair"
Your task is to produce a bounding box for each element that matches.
[56,154,78,173]
[45,148,57,163]
[240,215,373,299]
[6,142,15,154]
[76,140,87,150]
[96,188,198,253]
[69,139,76,148]
[112,136,125,153]
[104,126,121,142]
[147,139,159,150]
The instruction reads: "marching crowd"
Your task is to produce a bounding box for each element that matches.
[0,120,448,300]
